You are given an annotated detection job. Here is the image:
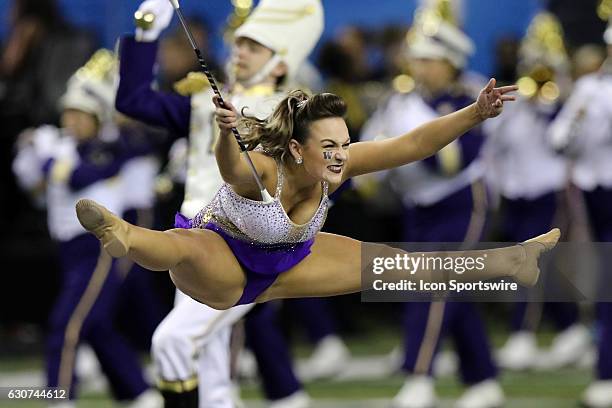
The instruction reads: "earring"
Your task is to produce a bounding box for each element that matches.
[296,156,303,165]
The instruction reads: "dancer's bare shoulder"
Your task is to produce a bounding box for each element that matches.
[228,151,277,198]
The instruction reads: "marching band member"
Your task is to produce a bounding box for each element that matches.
[115,0,323,406]
[487,12,590,372]
[360,4,504,406]
[13,50,162,408]
[548,16,612,408]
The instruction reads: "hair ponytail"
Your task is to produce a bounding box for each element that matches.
[240,90,347,162]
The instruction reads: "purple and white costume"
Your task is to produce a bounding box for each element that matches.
[13,126,152,401]
[361,81,498,388]
[178,161,330,305]
[549,69,612,382]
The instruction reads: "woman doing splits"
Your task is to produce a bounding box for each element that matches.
[75,80,560,310]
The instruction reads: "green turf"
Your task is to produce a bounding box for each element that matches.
[0,326,593,407]
[0,370,592,408]
[0,370,591,408]
[239,369,591,399]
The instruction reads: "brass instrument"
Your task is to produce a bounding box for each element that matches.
[517,12,568,103]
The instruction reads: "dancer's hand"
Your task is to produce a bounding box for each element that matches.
[475,78,518,120]
[134,0,174,42]
[213,95,239,137]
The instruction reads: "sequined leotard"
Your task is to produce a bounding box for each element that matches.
[179,160,330,305]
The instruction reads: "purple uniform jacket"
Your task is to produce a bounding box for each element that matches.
[116,36,192,137]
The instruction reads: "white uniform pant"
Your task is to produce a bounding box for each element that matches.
[152,290,253,408]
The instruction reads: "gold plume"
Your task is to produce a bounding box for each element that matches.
[74,49,117,82]
[517,13,568,102]
[598,0,612,20]
[408,0,459,44]
[519,12,568,77]
[224,0,254,42]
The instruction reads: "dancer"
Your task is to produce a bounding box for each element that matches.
[77,74,560,310]
[116,0,323,406]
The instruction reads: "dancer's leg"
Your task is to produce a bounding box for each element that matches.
[77,199,201,271]
[259,229,560,302]
[76,199,246,309]
[77,199,559,306]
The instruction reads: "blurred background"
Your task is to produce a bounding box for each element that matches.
[1,0,611,407]
[0,0,607,75]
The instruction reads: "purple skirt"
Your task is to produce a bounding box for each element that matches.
[175,213,314,305]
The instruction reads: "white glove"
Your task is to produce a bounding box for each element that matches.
[31,125,61,161]
[13,143,45,191]
[135,0,174,42]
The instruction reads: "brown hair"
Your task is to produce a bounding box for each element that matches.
[240,90,347,162]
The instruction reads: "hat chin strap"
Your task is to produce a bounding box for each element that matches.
[239,54,284,88]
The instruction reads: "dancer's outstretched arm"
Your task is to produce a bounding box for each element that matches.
[344,79,517,179]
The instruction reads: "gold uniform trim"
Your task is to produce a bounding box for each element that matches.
[157,376,199,393]
[50,160,75,184]
[58,250,112,392]
[437,141,461,176]
[414,301,446,374]
[174,72,211,96]
[461,181,488,247]
[241,83,276,97]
